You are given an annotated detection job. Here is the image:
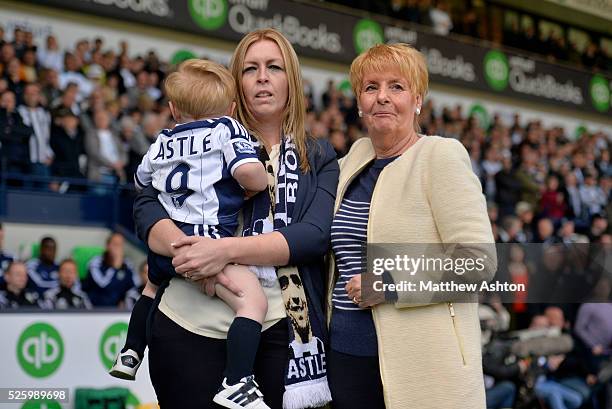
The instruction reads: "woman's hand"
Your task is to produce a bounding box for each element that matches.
[345,275,384,308]
[171,236,232,279]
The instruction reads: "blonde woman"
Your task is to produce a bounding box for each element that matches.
[133,29,338,409]
[326,43,497,409]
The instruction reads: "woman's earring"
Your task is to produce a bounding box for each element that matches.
[358,110,363,118]
[415,107,421,115]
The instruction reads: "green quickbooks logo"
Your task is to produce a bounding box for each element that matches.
[21,400,62,409]
[188,0,228,31]
[171,49,197,66]
[590,75,610,112]
[468,103,490,130]
[17,323,64,378]
[353,19,384,54]
[99,322,128,370]
[484,50,509,91]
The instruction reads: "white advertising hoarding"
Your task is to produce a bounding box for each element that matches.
[0,312,157,409]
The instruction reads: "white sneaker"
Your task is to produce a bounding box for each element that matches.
[213,375,271,409]
[109,349,141,380]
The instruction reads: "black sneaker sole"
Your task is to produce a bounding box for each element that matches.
[109,369,136,381]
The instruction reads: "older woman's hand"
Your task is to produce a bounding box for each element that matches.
[346,275,385,308]
[171,236,231,279]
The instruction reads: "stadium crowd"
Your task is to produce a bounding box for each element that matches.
[0,26,610,408]
[328,0,612,73]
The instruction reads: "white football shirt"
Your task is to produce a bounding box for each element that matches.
[135,116,259,226]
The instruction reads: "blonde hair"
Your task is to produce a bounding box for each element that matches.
[230,29,310,173]
[164,59,235,119]
[350,43,428,131]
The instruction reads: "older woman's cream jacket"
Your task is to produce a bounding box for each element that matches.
[327,135,497,409]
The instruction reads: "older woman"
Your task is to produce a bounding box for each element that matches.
[133,29,337,409]
[326,44,496,409]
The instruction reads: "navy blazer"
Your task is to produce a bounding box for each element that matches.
[132,137,339,339]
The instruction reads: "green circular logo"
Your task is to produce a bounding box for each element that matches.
[469,103,490,130]
[188,0,228,31]
[17,323,64,378]
[590,75,610,112]
[575,124,587,138]
[484,50,509,91]
[338,79,352,96]
[353,19,384,54]
[171,49,197,66]
[21,400,62,409]
[99,322,128,370]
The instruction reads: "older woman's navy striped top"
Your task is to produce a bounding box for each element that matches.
[330,156,397,356]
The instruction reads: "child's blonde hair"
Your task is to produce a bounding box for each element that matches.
[164,59,235,119]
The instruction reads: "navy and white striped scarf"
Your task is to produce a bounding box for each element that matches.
[243,135,332,409]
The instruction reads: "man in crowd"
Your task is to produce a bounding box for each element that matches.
[18,83,54,183]
[26,236,59,295]
[43,259,91,309]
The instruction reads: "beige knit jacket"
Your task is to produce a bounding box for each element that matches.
[327,135,497,409]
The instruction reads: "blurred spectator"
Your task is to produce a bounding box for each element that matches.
[141,111,161,144]
[515,202,535,242]
[558,219,585,245]
[588,214,609,242]
[11,28,27,60]
[59,52,93,102]
[0,261,42,308]
[481,295,523,409]
[50,107,85,181]
[329,129,349,158]
[123,260,147,310]
[580,171,607,218]
[127,70,154,109]
[479,294,511,346]
[0,90,32,176]
[43,258,92,309]
[499,216,525,243]
[37,35,63,73]
[429,0,453,36]
[495,156,521,217]
[535,217,557,244]
[85,109,127,184]
[17,83,54,181]
[51,82,80,116]
[4,57,26,101]
[0,222,14,288]
[515,147,541,209]
[39,68,61,106]
[120,115,149,182]
[481,146,502,199]
[82,232,136,307]
[562,172,584,221]
[507,244,530,327]
[534,353,596,409]
[21,49,38,83]
[26,236,59,295]
[540,174,567,223]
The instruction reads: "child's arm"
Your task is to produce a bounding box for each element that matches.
[134,135,160,191]
[233,162,268,192]
[221,118,266,192]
